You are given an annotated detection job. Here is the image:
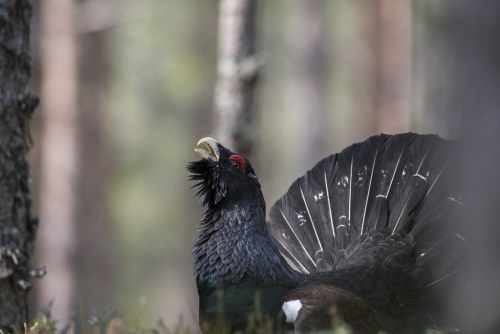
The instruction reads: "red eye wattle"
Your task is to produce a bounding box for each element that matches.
[229,155,246,173]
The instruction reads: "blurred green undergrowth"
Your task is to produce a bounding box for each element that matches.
[5,311,460,334]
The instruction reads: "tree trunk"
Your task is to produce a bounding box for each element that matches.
[437,1,500,332]
[36,0,78,325]
[415,1,500,331]
[359,0,412,134]
[75,2,111,312]
[284,0,327,167]
[213,0,259,157]
[373,0,412,133]
[0,0,39,331]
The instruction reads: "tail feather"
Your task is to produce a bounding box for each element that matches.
[275,206,318,272]
[389,173,428,234]
[366,195,389,233]
[270,157,339,272]
[267,133,463,282]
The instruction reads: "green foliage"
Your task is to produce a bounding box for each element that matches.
[24,314,58,334]
[12,307,166,334]
[106,0,218,324]
[423,328,460,334]
[3,306,458,334]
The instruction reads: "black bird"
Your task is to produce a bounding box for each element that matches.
[188,133,466,334]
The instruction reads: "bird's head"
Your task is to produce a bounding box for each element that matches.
[187,137,261,208]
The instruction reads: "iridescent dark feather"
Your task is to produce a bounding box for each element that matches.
[188,143,305,333]
[268,133,463,273]
[189,134,466,333]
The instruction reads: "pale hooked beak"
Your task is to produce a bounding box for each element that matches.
[194,137,220,162]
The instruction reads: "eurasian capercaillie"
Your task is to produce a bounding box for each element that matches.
[188,133,467,334]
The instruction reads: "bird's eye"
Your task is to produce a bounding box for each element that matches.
[229,155,247,173]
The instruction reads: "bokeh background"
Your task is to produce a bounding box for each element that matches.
[26,0,500,332]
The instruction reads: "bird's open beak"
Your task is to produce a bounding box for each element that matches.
[194,137,220,162]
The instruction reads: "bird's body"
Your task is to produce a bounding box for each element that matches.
[188,134,465,333]
[189,139,304,332]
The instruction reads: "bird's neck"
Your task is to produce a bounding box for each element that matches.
[193,199,305,288]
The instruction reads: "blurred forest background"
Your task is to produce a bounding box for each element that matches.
[25,0,500,332]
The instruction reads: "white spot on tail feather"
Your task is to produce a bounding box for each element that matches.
[300,187,323,251]
[386,147,405,197]
[324,170,336,239]
[348,157,353,221]
[455,233,466,242]
[279,209,317,268]
[361,147,379,235]
[447,197,464,207]
[282,300,302,323]
[313,191,324,202]
[414,173,427,181]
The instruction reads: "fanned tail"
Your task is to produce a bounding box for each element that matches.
[267,133,465,288]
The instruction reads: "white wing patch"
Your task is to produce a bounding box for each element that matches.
[282,299,303,323]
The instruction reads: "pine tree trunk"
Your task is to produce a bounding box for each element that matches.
[441,1,500,332]
[285,0,327,169]
[415,2,500,331]
[75,14,111,312]
[356,0,412,133]
[36,0,78,324]
[213,0,259,157]
[373,0,412,133]
[0,0,39,331]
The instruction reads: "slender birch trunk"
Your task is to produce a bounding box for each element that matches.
[213,0,259,157]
